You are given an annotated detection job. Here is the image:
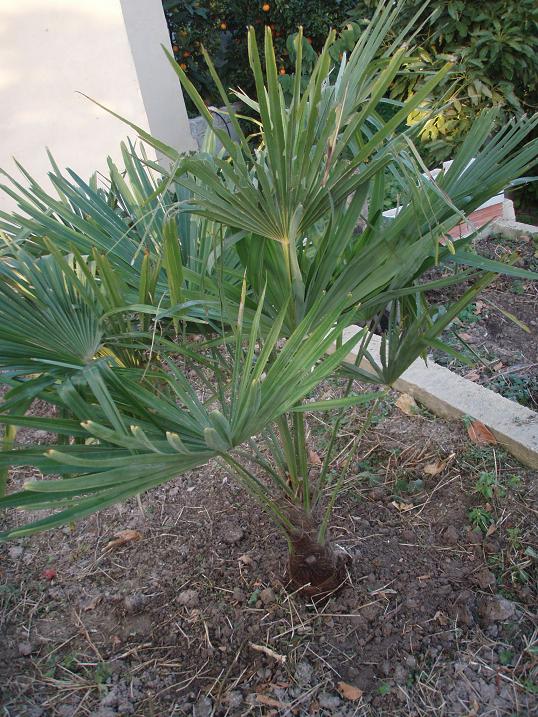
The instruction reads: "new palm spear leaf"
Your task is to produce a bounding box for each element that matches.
[1,1,538,595]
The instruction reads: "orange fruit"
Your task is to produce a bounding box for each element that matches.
[172,44,179,53]
[179,62,187,70]
[279,67,286,75]
[262,3,270,11]
[220,21,227,30]
[306,37,312,44]
[183,50,191,57]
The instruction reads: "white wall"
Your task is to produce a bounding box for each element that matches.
[0,0,195,209]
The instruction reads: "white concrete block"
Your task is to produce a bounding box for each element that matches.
[331,327,538,469]
[0,0,195,209]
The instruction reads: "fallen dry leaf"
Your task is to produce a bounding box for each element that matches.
[434,610,449,626]
[423,453,455,476]
[467,420,497,446]
[337,682,363,701]
[391,500,414,512]
[458,332,473,342]
[80,595,101,612]
[492,361,504,371]
[256,695,288,709]
[104,529,142,552]
[474,301,484,314]
[464,370,481,381]
[395,393,419,416]
[308,449,322,466]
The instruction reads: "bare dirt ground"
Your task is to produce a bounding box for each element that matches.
[428,231,538,410]
[1,392,537,717]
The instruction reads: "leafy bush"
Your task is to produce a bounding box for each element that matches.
[165,1,538,182]
[1,3,538,596]
[163,0,357,114]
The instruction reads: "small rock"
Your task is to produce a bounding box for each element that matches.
[123,593,146,614]
[361,603,382,622]
[483,539,500,555]
[222,527,244,545]
[369,487,385,501]
[193,696,213,717]
[443,525,459,545]
[177,589,199,608]
[8,545,24,560]
[380,660,391,676]
[18,641,33,656]
[450,596,475,627]
[295,660,313,685]
[89,709,116,717]
[474,567,496,590]
[259,587,276,605]
[393,663,407,683]
[478,595,516,625]
[318,692,341,709]
[404,654,417,669]
[232,587,245,602]
[226,691,243,709]
[33,430,50,442]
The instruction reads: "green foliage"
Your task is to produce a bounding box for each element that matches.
[474,471,506,500]
[468,506,494,533]
[163,0,357,115]
[352,0,538,167]
[0,3,538,568]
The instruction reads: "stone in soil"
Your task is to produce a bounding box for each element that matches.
[177,589,199,608]
[478,595,517,625]
[222,526,244,544]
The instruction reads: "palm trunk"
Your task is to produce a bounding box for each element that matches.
[285,508,350,598]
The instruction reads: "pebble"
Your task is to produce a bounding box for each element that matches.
[123,593,146,614]
[295,660,313,685]
[193,696,212,717]
[369,487,386,500]
[259,587,276,605]
[318,692,341,709]
[232,587,245,602]
[478,595,516,624]
[443,525,459,545]
[18,641,33,656]
[393,663,407,684]
[177,589,199,608]
[474,567,496,590]
[222,527,244,544]
[226,691,243,709]
[8,545,24,560]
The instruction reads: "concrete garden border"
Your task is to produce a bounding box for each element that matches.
[332,326,538,469]
[329,219,538,469]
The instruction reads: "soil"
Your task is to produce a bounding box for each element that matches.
[1,394,537,717]
[427,230,538,409]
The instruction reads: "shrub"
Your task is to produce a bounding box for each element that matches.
[163,0,357,115]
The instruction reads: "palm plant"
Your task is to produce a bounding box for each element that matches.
[1,0,538,596]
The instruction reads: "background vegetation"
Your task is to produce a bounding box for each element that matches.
[164,0,538,211]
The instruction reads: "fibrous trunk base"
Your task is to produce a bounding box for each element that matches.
[287,533,349,599]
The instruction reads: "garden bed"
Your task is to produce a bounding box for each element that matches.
[1,391,536,717]
[428,228,538,410]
